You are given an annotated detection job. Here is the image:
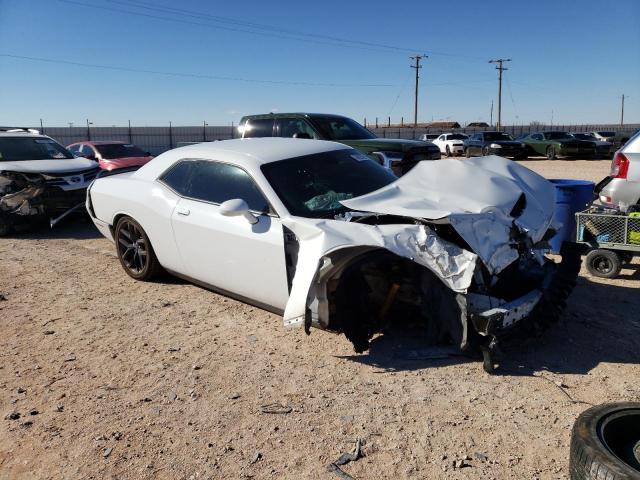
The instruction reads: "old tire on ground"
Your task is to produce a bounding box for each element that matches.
[585,249,621,279]
[546,145,557,160]
[570,402,640,480]
[115,216,163,281]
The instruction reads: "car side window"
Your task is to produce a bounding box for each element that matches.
[278,118,316,138]
[160,160,270,213]
[437,135,444,141]
[68,144,81,155]
[532,134,543,140]
[81,144,96,157]
[243,118,274,138]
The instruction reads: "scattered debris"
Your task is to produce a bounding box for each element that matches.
[249,452,262,465]
[327,439,364,479]
[5,412,20,420]
[474,452,489,462]
[21,420,33,428]
[56,404,64,412]
[64,354,76,362]
[43,330,55,335]
[103,447,112,458]
[41,317,60,327]
[192,364,201,370]
[17,387,26,394]
[0,293,7,301]
[229,393,241,400]
[168,346,180,352]
[168,392,177,402]
[259,403,292,414]
[29,409,39,416]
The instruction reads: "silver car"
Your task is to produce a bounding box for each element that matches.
[597,130,640,212]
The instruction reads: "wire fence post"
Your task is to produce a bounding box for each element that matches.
[169,121,173,149]
[128,120,132,144]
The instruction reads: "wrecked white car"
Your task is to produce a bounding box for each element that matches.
[0,128,100,235]
[87,138,580,371]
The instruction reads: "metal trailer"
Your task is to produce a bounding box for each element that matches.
[575,207,640,278]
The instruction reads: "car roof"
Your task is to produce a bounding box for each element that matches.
[241,112,349,120]
[69,141,128,146]
[0,131,47,138]
[137,137,351,179]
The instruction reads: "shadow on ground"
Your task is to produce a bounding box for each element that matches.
[340,274,640,375]
[5,216,101,240]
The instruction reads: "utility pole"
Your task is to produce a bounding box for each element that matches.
[490,100,493,127]
[86,119,93,141]
[620,94,626,126]
[410,54,428,127]
[488,58,511,129]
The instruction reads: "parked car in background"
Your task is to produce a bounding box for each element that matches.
[596,129,640,212]
[419,133,440,142]
[571,133,614,158]
[431,133,468,157]
[590,130,631,148]
[67,141,153,171]
[238,113,440,176]
[86,137,580,372]
[520,131,596,159]
[0,127,100,235]
[463,131,528,159]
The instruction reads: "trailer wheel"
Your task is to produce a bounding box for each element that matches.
[585,249,622,279]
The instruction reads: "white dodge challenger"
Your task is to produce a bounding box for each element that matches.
[87,138,581,371]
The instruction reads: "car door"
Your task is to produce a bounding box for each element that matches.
[469,134,481,155]
[529,134,545,155]
[165,159,289,311]
[435,135,445,153]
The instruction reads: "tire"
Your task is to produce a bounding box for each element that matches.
[0,220,11,237]
[546,145,557,160]
[482,146,491,156]
[445,145,451,157]
[114,216,163,281]
[465,147,471,158]
[570,402,640,480]
[585,249,621,279]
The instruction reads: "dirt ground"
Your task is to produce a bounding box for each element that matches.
[1,158,638,480]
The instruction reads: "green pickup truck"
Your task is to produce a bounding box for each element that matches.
[238,113,441,175]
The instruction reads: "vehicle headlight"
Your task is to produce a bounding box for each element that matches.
[490,143,502,148]
[520,143,526,148]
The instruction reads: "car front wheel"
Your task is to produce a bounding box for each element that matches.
[546,145,557,160]
[445,145,451,157]
[115,216,162,281]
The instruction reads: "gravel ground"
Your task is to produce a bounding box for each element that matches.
[1,158,638,480]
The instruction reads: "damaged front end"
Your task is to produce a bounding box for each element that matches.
[0,170,91,234]
[282,156,581,372]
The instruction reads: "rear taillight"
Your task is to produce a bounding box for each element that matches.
[610,151,630,179]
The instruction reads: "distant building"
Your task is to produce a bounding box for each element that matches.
[467,122,490,128]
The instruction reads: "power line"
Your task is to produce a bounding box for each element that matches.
[58,0,486,60]
[488,58,511,129]
[0,53,394,87]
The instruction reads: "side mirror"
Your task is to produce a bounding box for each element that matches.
[219,198,258,224]
[293,132,312,139]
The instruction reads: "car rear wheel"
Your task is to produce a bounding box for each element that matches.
[546,145,557,160]
[465,148,471,158]
[570,403,640,479]
[445,145,451,157]
[585,249,621,279]
[115,216,162,281]
[482,146,491,156]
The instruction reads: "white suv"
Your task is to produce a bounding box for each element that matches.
[0,128,100,235]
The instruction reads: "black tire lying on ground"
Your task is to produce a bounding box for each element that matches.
[570,402,640,479]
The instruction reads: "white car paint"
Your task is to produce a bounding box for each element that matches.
[88,138,556,335]
[431,133,468,156]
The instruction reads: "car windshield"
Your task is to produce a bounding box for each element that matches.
[484,132,513,141]
[448,134,468,140]
[0,137,73,161]
[572,133,593,140]
[597,131,615,137]
[95,143,147,159]
[261,149,397,218]
[310,116,376,140]
[544,132,572,140]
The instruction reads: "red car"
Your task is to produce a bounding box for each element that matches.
[66,141,153,171]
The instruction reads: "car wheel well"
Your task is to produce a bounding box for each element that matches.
[327,250,468,353]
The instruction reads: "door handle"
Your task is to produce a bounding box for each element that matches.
[176,207,190,216]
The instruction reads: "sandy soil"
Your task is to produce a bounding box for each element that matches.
[1,158,638,480]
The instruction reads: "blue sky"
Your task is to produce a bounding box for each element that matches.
[1,0,639,127]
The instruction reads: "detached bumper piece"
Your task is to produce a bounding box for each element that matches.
[470,289,543,336]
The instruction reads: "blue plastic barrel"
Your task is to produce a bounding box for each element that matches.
[548,179,595,253]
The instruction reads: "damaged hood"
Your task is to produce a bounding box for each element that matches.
[340,156,556,273]
[0,158,98,175]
